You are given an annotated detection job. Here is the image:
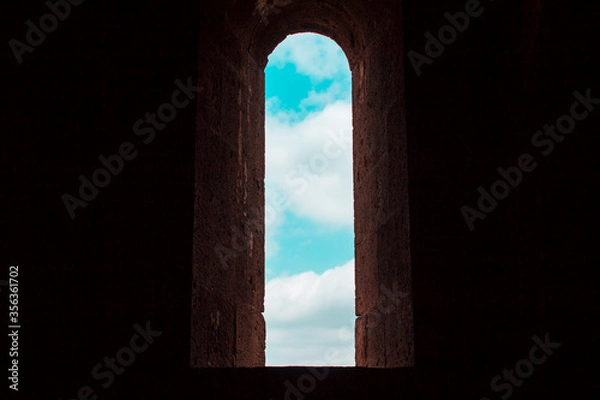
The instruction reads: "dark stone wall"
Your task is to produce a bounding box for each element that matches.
[192,10,268,366]
[2,0,598,398]
[403,0,599,397]
[3,0,199,397]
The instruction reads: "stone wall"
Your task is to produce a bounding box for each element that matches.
[2,0,598,398]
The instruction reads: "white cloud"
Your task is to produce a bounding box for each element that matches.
[265,100,353,227]
[268,33,350,81]
[264,33,355,366]
[265,259,355,366]
[299,81,349,109]
[265,199,285,261]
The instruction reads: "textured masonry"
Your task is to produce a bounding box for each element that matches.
[191,0,414,368]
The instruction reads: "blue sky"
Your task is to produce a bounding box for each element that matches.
[263,33,355,366]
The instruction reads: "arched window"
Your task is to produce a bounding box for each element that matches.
[191,0,414,368]
[264,33,355,366]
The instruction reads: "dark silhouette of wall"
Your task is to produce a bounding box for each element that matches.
[2,0,598,398]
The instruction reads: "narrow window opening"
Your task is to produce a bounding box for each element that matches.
[263,33,355,366]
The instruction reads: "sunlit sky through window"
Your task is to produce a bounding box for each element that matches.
[263,33,355,366]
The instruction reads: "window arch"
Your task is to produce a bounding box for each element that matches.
[191,0,413,368]
[263,32,355,366]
